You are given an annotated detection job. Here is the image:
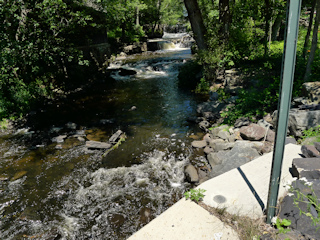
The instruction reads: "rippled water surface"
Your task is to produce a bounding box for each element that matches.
[0,47,205,239]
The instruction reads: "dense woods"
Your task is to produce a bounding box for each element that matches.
[1,0,320,124]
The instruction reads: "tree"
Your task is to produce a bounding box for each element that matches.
[303,0,317,59]
[0,0,97,118]
[184,0,207,50]
[303,0,320,82]
[219,0,230,42]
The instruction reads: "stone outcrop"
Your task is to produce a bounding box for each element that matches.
[279,180,320,239]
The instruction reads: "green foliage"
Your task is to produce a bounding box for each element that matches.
[0,119,9,130]
[272,217,291,234]
[178,60,202,90]
[289,178,320,230]
[299,125,320,143]
[184,188,206,203]
[221,76,280,124]
[195,78,210,95]
[0,0,99,119]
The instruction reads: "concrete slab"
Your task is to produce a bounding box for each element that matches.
[200,143,302,218]
[128,198,239,240]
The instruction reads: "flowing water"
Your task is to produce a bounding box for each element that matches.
[0,38,206,239]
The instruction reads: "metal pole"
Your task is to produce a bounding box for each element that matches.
[266,0,301,224]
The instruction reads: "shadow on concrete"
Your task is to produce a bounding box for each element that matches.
[237,167,265,211]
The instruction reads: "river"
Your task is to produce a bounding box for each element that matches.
[0,37,206,239]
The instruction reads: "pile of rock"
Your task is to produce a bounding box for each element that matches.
[51,125,125,154]
[186,120,297,184]
[278,142,320,239]
[185,81,320,185]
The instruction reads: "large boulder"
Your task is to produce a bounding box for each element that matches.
[289,110,320,137]
[272,109,320,137]
[239,124,266,141]
[209,144,260,177]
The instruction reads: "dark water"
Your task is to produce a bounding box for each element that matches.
[0,48,206,239]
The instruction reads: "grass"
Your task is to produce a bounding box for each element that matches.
[198,202,282,240]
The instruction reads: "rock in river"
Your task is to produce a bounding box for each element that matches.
[86,141,112,150]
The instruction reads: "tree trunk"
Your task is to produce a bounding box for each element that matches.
[302,0,316,59]
[271,11,284,41]
[136,6,140,26]
[303,0,320,82]
[184,0,207,50]
[219,0,230,42]
[264,0,271,56]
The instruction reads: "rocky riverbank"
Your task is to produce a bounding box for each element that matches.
[183,75,320,239]
[184,73,320,185]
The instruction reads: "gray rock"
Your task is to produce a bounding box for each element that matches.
[52,135,67,143]
[302,82,320,103]
[65,122,77,130]
[77,137,86,142]
[199,120,210,131]
[263,113,273,124]
[185,165,199,183]
[234,117,250,128]
[260,142,273,154]
[55,145,63,150]
[292,158,320,179]
[217,130,231,141]
[129,106,137,111]
[279,180,320,239]
[109,130,123,143]
[301,145,320,158]
[86,141,112,150]
[71,130,86,138]
[257,119,272,129]
[292,97,311,107]
[210,125,229,138]
[204,146,214,155]
[208,138,225,148]
[211,142,235,152]
[100,119,115,124]
[202,112,216,121]
[286,137,297,145]
[274,109,320,137]
[191,140,207,148]
[207,151,227,166]
[240,124,266,141]
[203,133,213,143]
[233,140,264,150]
[300,136,320,146]
[209,91,219,101]
[209,144,260,177]
[266,129,276,142]
[314,142,320,152]
[197,101,226,115]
